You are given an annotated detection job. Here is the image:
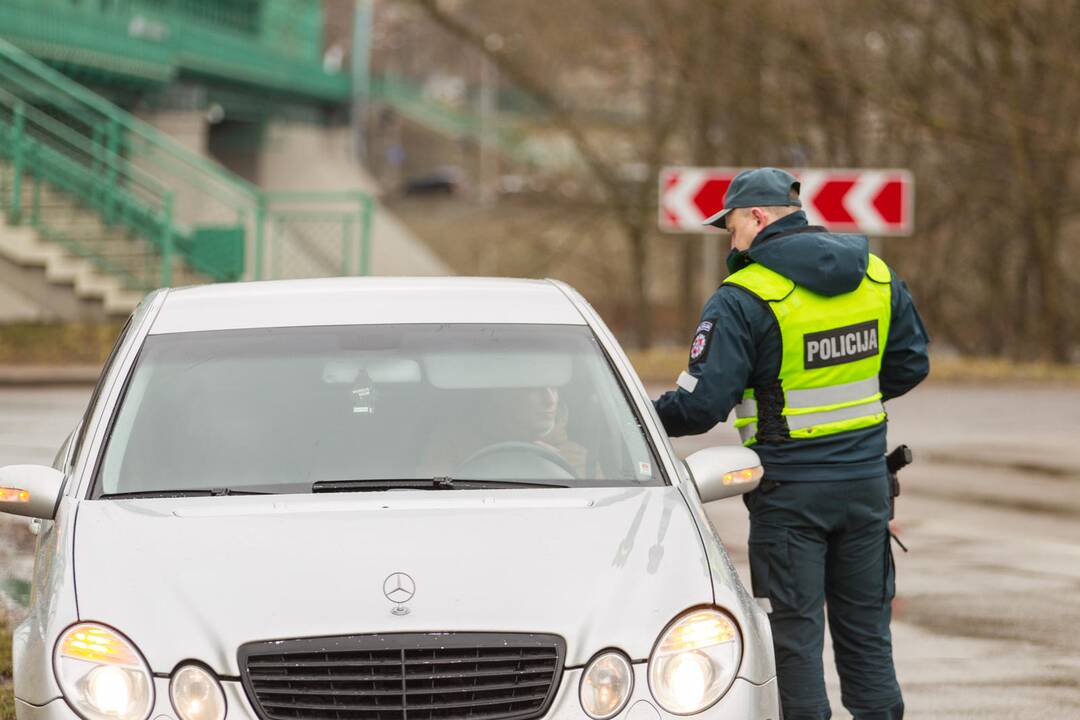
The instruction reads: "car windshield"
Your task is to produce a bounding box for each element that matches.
[94,324,664,497]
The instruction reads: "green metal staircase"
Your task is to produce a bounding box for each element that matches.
[0,158,207,289]
[369,74,550,168]
[0,38,375,314]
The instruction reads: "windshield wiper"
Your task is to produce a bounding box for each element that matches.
[99,488,273,500]
[312,477,570,493]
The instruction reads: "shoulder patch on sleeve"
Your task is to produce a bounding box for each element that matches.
[688,320,715,363]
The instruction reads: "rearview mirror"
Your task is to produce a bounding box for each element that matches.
[684,446,763,503]
[0,465,64,519]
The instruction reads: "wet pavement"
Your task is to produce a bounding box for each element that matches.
[2,384,1080,717]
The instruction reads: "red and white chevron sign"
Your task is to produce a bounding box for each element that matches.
[659,167,914,236]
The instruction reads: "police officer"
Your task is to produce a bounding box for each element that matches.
[654,168,929,720]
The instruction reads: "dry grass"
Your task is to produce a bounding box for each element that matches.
[627,347,1080,386]
[0,616,13,720]
[927,356,1080,385]
[0,323,122,365]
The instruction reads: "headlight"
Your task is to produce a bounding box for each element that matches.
[53,624,154,720]
[648,608,742,714]
[170,664,226,720]
[579,651,633,719]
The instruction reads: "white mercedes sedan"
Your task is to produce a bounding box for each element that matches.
[1,278,779,720]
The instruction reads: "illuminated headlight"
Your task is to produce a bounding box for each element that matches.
[170,664,226,720]
[579,651,633,719]
[647,608,742,715]
[53,624,154,720]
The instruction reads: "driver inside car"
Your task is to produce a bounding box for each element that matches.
[419,386,588,479]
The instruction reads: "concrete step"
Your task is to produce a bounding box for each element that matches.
[3,171,175,245]
[0,219,191,317]
[0,153,214,319]
[0,223,124,306]
[2,181,211,285]
[5,224,204,287]
[6,201,132,237]
[32,234,159,280]
[31,213,123,234]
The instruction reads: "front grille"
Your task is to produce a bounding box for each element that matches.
[239,633,566,720]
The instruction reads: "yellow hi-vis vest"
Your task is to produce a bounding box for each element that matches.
[725,254,893,446]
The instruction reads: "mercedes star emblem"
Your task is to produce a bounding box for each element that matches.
[383,572,415,615]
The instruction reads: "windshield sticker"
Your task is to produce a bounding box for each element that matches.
[352,386,374,413]
[638,461,652,476]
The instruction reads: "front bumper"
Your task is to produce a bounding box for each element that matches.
[16,666,779,720]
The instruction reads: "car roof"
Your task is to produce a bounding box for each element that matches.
[148,277,588,334]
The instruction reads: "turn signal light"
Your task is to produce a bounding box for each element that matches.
[59,626,141,666]
[721,466,763,486]
[0,487,30,503]
[54,623,154,720]
[658,610,737,653]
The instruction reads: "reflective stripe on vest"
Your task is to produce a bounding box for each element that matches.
[735,377,881,423]
[736,397,757,417]
[725,253,893,446]
[786,399,885,430]
[784,376,881,410]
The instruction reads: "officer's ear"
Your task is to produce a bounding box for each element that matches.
[750,207,770,229]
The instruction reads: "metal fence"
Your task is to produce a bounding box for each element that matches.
[258,192,375,281]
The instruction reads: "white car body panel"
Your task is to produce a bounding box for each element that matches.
[149,277,587,334]
[73,487,711,673]
[12,277,778,720]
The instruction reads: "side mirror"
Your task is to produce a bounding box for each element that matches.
[684,446,763,503]
[0,465,65,519]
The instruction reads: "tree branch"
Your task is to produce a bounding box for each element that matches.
[414,0,630,214]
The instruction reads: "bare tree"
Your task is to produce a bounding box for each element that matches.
[705,0,1080,360]
[391,0,1080,360]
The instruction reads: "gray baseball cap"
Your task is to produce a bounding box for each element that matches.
[702,167,802,229]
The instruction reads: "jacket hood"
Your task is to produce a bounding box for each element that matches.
[746,212,871,297]
[73,487,715,674]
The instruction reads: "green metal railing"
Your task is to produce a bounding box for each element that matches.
[0,93,182,288]
[0,38,375,293]
[369,73,558,169]
[370,75,498,144]
[258,192,375,281]
[367,73,650,173]
[370,74,534,149]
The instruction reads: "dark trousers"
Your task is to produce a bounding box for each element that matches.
[744,474,903,720]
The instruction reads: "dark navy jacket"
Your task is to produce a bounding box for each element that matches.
[654,211,930,482]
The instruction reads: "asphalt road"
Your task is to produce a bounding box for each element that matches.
[2,384,1080,718]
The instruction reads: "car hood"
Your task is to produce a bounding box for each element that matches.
[73,487,714,674]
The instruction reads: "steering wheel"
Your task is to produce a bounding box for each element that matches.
[455,441,577,481]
